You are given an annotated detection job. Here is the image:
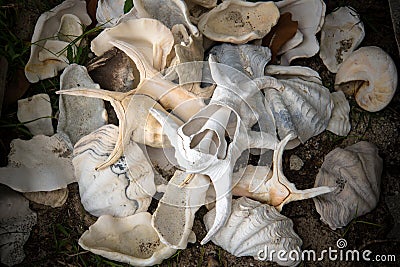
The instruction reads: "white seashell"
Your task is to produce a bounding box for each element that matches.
[79,212,177,266]
[313,141,383,230]
[91,18,174,72]
[0,185,37,266]
[275,0,326,65]
[262,77,333,149]
[326,91,351,136]
[58,64,107,145]
[96,0,125,28]
[17,93,54,136]
[134,0,199,36]
[24,0,91,83]
[232,135,334,210]
[278,30,303,56]
[198,0,280,44]
[203,197,302,266]
[265,64,322,84]
[72,124,156,217]
[152,170,209,249]
[23,188,69,208]
[335,46,398,112]
[150,56,278,244]
[320,6,365,73]
[0,134,75,192]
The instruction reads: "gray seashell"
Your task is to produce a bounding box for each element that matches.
[203,197,302,266]
[0,185,37,266]
[326,91,351,136]
[96,0,125,28]
[58,64,107,145]
[313,141,383,230]
[72,124,156,217]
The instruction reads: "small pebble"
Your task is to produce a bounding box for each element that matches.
[289,155,304,171]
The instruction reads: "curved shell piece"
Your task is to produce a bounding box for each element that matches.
[73,124,156,217]
[91,18,174,71]
[320,6,365,73]
[134,0,199,36]
[203,197,302,266]
[0,185,37,266]
[79,212,177,266]
[96,0,125,28]
[265,64,322,84]
[152,170,209,249]
[17,93,54,136]
[263,77,333,148]
[335,46,398,112]
[58,64,107,145]
[198,0,280,44]
[313,141,383,230]
[23,188,69,208]
[0,134,75,192]
[24,0,91,83]
[326,91,351,136]
[276,0,326,65]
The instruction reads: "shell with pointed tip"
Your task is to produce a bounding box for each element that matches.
[335,46,398,112]
[313,141,383,230]
[91,18,174,72]
[79,212,177,266]
[24,0,91,83]
[134,0,199,36]
[58,64,107,145]
[198,0,280,44]
[73,124,156,217]
[204,197,302,266]
[275,0,326,65]
[320,6,365,73]
[326,91,351,136]
[0,134,75,192]
[17,93,54,136]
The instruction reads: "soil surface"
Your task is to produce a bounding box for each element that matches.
[1,0,399,266]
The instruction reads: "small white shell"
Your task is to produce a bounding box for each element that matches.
[313,141,383,230]
[0,134,75,192]
[335,46,398,112]
[203,197,302,266]
[326,91,351,136]
[79,212,177,266]
[73,124,156,217]
[17,93,54,136]
[320,6,365,73]
[57,64,107,145]
[0,185,37,266]
[198,0,280,44]
[24,0,91,83]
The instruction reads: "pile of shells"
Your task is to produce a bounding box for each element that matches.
[0,0,396,266]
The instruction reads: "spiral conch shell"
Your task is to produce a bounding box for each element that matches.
[203,197,302,266]
[313,141,383,230]
[335,46,398,112]
[72,124,156,217]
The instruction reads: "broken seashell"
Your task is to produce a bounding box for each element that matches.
[198,0,280,44]
[0,185,37,266]
[73,124,156,217]
[275,0,326,65]
[326,91,351,136]
[0,134,75,192]
[313,141,383,230]
[319,6,365,73]
[57,64,107,145]
[334,46,398,112]
[232,134,335,210]
[24,0,91,83]
[79,212,177,266]
[152,170,209,249]
[91,18,174,72]
[134,0,199,36]
[265,64,322,85]
[96,0,125,28]
[17,93,54,136]
[23,188,69,208]
[203,197,302,266]
[278,30,303,56]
